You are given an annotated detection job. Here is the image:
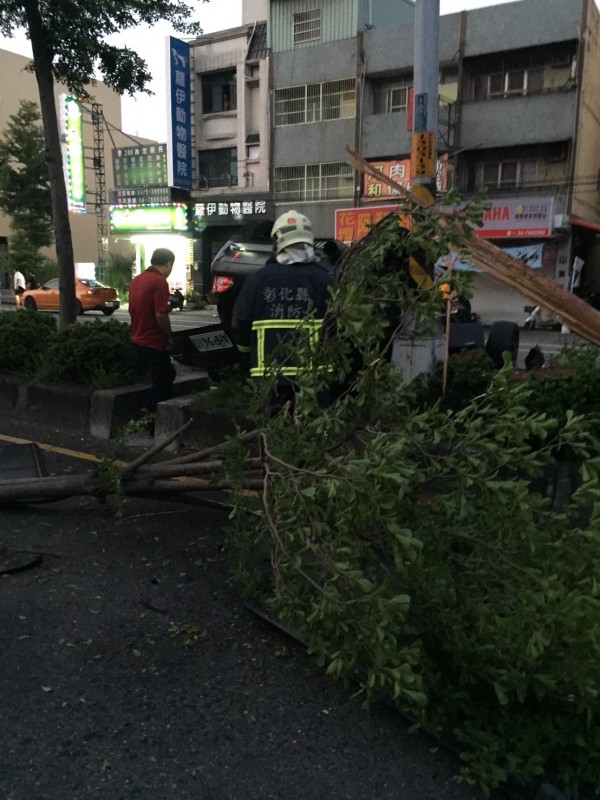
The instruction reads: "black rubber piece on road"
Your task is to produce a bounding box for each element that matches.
[0,552,42,575]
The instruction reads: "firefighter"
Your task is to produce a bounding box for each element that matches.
[231,210,332,413]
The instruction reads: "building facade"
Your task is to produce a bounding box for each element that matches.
[0,48,144,281]
[111,0,600,307]
[189,4,271,291]
[267,0,600,303]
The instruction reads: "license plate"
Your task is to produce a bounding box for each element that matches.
[189,331,233,353]
[104,302,114,308]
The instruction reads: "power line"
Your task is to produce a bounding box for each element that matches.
[80,102,156,147]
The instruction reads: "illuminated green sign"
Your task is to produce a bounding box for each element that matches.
[109,204,189,232]
[62,94,86,213]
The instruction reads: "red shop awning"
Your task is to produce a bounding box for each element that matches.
[570,215,600,233]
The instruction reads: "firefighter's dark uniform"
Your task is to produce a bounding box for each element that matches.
[231,255,332,410]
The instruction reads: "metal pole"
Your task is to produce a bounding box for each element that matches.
[411,0,440,205]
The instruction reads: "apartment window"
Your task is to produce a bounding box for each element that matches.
[293,8,321,44]
[274,162,354,202]
[473,159,538,190]
[475,66,544,100]
[274,79,356,126]
[373,85,409,114]
[246,133,260,161]
[202,71,237,113]
[198,148,238,188]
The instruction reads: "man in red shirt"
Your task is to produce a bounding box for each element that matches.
[128,248,176,420]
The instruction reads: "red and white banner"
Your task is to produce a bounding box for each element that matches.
[471,196,555,238]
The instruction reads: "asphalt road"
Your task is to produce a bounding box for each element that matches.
[0,423,498,800]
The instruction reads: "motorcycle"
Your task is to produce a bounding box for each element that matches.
[523,304,561,331]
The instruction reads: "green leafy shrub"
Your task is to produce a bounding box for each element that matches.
[520,345,600,423]
[36,319,145,388]
[414,347,497,409]
[0,309,56,374]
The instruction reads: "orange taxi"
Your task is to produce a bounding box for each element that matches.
[21,278,120,316]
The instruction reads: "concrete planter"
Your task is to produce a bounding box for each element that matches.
[0,372,211,442]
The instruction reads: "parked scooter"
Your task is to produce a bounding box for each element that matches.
[523,304,561,331]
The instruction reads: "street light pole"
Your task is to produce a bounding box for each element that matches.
[411,0,440,205]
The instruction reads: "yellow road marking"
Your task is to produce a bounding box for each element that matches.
[0,433,102,464]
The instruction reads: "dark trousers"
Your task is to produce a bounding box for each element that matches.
[134,344,176,412]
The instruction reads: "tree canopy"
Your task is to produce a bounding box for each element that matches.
[0,0,204,96]
[0,0,206,327]
[0,99,53,248]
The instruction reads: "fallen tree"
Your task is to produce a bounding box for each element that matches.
[219,202,600,798]
[3,185,600,797]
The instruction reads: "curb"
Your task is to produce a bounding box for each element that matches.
[90,373,210,439]
[0,372,211,443]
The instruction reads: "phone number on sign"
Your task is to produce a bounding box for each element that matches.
[189,331,233,353]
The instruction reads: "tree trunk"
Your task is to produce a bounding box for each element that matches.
[23,0,77,329]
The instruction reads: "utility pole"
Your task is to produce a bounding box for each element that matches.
[411,0,440,206]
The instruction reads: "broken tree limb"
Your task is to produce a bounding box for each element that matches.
[0,473,105,503]
[159,428,259,468]
[134,457,262,480]
[0,438,264,506]
[0,470,264,505]
[121,418,195,477]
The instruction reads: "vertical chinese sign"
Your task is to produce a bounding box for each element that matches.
[167,37,192,190]
[60,94,86,213]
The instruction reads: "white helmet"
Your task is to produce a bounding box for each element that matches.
[271,210,314,253]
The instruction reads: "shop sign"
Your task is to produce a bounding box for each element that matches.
[112,144,168,188]
[109,204,189,233]
[109,187,172,206]
[167,37,192,190]
[363,155,447,201]
[335,205,399,242]
[60,94,86,213]
[363,160,411,201]
[192,198,272,228]
[472,196,555,238]
[411,131,436,178]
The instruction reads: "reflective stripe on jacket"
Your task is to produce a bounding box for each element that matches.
[249,318,323,378]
